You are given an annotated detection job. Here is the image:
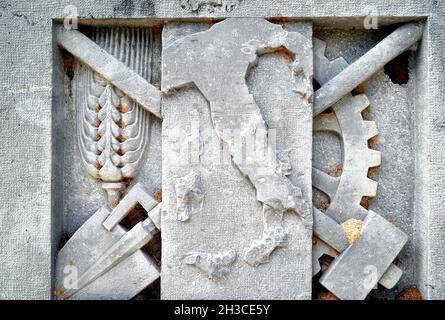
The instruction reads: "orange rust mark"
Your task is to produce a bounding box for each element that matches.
[116,118,126,129]
[394,256,403,267]
[327,163,343,177]
[275,45,295,60]
[109,196,118,209]
[360,196,369,209]
[312,236,319,246]
[316,290,338,300]
[269,16,290,25]
[352,83,365,95]
[117,103,129,113]
[94,162,102,170]
[153,187,162,203]
[368,136,378,149]
[317,112,336,119]
[92,118,101,127]
[116,134,126,143]
[315,199,330,211]
[367,166,380,179]
[362,105,371,116]
[396,286,423,300]
[54,288,67,299]
[206,17,216,25]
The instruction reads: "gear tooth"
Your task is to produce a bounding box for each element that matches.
[362,178,378,197]
[366,149,381,167]
[351,94,370,113]
[363,121,378,139]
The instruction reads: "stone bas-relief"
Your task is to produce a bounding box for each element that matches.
[55,26,163,299]
[50,15,425,300]
[77,67,150,208]
[174,169,204,221]
[183,250,237,280]
[161,18,313,299]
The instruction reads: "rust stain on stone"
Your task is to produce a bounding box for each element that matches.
[153,187,162,203]
[396,286,423,300]
[327,163,343,177]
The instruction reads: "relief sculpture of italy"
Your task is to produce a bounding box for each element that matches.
[1,0,445,304]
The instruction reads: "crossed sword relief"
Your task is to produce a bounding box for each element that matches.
[55,18,423,300]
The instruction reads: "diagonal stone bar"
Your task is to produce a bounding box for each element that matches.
[161,19,313,299]
[56,28,162,118]
[319,211,408,299]
[313,22,423,116]
[313,208,402,289]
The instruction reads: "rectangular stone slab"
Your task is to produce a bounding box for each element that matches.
[161,20,313,299]
[320,211,408,300]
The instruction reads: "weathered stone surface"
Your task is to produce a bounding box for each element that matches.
[320,211,408,300]
[313,208,402,289]
[55,206,159,299]
[1,0,444,301]
[64,25,162,236]
[161,19,313,299]
[183,250,237,280]
[57,28,162,118]
[312,29,424,298]
[313,22,424,116]
[311,33,412,295]
[103,183,160,230]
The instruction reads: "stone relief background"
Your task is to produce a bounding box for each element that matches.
[0,0,444,300]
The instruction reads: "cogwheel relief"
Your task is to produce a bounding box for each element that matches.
[312,38,381,274]
[54,17,423,300]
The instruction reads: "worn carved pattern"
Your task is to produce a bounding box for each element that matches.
[75,28,155,207]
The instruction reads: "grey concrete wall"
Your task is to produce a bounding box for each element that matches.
[0,0,443,299]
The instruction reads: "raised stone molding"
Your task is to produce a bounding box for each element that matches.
[1,0,443,301]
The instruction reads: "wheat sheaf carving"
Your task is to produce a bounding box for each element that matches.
[74,27,156,208]
[76,67,149,208]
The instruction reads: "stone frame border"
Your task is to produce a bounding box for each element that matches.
[0,0,443,299]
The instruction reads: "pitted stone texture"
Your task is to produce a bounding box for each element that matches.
[183,250,237,280]
[103,182,160,230]
[320,211,408,300]
[55,207,159,300]
[161,20,313,299]
[1,0,444,301]
[63,26,162,235]
[57,28,161,118]
[313,27,422,298]
[313,22,424,116]
[313,208,402,289]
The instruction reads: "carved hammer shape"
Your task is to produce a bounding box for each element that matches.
[313,208,405,291]
[319,211,408,300]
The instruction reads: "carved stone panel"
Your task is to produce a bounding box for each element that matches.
[2,0,438,300]
[160,19,313,299]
